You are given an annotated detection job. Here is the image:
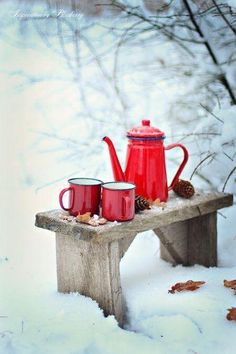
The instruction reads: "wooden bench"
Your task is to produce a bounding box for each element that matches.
[35,191,233,327]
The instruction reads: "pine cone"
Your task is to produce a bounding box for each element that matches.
[135,195,151,213]
[173,179,195,199]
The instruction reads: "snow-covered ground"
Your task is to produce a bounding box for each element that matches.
[1,185,236,354]
[1,1,236,353]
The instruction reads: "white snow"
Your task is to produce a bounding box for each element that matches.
[1,1,236,353]
[227,0,236,8]
[1,197,236,354]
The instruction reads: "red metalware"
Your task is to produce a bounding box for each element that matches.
[103,119,189,202]
[102,182,135,221]
[59,178,103,216]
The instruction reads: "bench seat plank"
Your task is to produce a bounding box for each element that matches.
[35,191,233,244]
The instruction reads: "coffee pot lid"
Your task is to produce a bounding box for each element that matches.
[127,120,165,139]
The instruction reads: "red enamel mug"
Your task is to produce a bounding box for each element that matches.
[102,182,135,222]
[59,178,103,216]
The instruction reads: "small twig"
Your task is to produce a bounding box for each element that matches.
[181,314,203,334]
[217,211,227,219]
[223,152,234,162]
[211,0,236,37]
[190,153,216,180]
[35,169,82,192]
[171,132,221,139]
[192,171,214,187]
[222,166,236,192]
[200,104,224,123]
[33,130,80,146]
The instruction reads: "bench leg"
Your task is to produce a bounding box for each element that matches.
[154,221,189,266]
[154,212,217,267]
[56,233,127,326]
[187,212,217,267]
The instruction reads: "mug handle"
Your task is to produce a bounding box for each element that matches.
[165,143,189,191]
[59,187,74,211]
[122,196,131,218]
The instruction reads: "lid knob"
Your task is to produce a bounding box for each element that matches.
[142,119,150,126]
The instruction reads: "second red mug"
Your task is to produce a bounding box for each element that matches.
[59,178,103,216]
[101,182,135,221]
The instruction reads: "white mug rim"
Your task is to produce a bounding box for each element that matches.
[102,181,136,191]
[68,178,103,186]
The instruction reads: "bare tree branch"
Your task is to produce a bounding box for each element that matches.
[222,166,236,192]
[183,0,236,104]
[190,153,216,180]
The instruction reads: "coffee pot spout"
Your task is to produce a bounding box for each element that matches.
[103,136,125,181]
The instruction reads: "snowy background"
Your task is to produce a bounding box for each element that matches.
[1,1,236,353]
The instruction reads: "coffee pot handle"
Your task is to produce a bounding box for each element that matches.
[59,187,74,211]
[165,143,189,191]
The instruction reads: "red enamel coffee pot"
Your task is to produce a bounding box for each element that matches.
[103,119,189,202]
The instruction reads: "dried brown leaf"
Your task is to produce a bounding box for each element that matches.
[76,213,107,227]
[148,198,166,210]
[153,198,161,205]
[76,212,92,223]
[168,280,206,294]
[224,279,236,290]
[226,307,236,321]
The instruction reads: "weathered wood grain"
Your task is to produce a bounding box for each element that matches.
[187,212,217,267]
[154,221,189,265]
[154,212,217,267]
[35,191,233,244]
[118,233,137,259]
[56,233,124,326]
